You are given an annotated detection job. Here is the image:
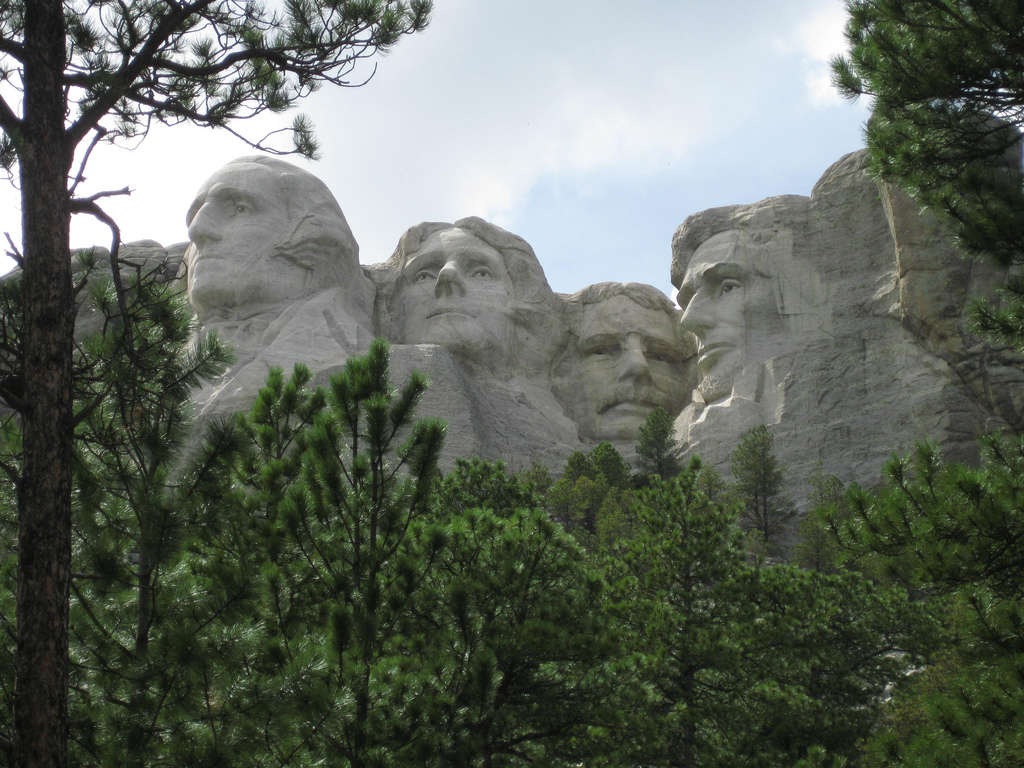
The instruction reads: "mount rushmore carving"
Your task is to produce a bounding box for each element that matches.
[67,149,1024,503]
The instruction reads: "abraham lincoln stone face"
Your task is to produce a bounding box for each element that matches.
[676,229,783,403]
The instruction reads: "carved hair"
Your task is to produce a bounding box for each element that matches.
[569,281,678,315]
[186,155,361,285]
[386,216,553,305]
[670,197,808,289]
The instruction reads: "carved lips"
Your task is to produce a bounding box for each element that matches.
[695,341,737,369]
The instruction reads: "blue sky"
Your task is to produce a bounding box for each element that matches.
[0,0,869,297]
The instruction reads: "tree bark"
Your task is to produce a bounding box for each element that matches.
[15,1,73,766]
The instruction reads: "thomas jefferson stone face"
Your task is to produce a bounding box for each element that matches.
[186,161,351,318]
[577,295,687,440]
[395,227,515,359]
[677,230,780,402]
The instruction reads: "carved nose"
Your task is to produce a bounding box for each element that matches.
[619,344,652,382]
[680,294,711,338]
[187,208,221,248]
[435,262,466,298]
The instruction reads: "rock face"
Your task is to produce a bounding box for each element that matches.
[671,150,1023,500]
[184,156,376,419]
[48,150,1020,506]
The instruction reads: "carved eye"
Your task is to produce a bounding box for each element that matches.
[233,201,249,215]
[414,270,436,283]
[470,267,493,279]
[718,279,741,297]
[587,342,618,357]
[646,348,673,363]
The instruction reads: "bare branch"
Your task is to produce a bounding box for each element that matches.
[0,36,24,61]
[75,186,132,206]
[0,93,20,135]
[69,197,130,350]
[218,123,301,156]
[68,127,111,197]
[4,233,22,267]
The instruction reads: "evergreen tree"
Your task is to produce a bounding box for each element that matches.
[435,458,541,519]
[545,443,635,545]
[418,500,620,766]
[833,437,1024,767]
[546,472,610,536]
[607,463,748,767]
[795,470,848,573]
[730,425,796,551]
[516,460,553,497]
[0,4,431,762]
[609,459,929,768]
[833,0,1024,350]
[1,263,235,764]
[635,406,681,480]
[222,339,446,765]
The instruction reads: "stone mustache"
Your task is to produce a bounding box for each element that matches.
[173,152,1021,493]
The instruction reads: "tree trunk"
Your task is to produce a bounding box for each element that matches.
[15,2,73,767]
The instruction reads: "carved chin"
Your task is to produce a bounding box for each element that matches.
[698,373,733,403]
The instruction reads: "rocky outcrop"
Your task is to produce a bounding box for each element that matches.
[28,149,1020,508]
[671,150,1022,500]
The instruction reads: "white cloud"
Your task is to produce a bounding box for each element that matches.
[303,0,770,261]
[775,0,850,107]
[1,0,869,285]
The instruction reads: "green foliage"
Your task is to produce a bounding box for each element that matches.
[1,266,237,764]
[415,503,620,767]
[221,339,446,765]
[7,5,433,761]
[435,458,541,519]
[635,405,681,480]
[795,470,848,573]
[516,459,553,497]
[4,0,433,163]
[833,0,1024,353]
[591,441,633,489]
[546,443,635,546]
[833,0,1024,266]
[731,425,796,551]
[605,459,925,767]
[832,437,1024,766]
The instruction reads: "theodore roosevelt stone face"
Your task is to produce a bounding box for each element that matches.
[574,285,688,441]
[676,229,781,403]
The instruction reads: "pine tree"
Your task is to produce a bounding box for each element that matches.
[1,262,235,764]
[635,406,681,480]
[0,5,431,763]
[833,0,1024,352]
[435,458,542,519]
[730,425,796,551]
[418,500,619,766]
[608,464,748,768]
[545,444,634,544]
[221,339,446,765]
[795,470,848,573]
[608,460,929,768]
[834,437,1024,767]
